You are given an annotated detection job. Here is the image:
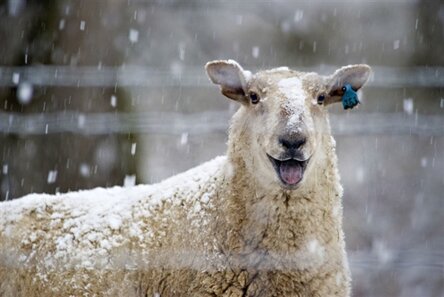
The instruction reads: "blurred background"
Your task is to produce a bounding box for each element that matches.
[0,0,443,296]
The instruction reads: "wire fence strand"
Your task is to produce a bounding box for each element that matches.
[2,111,444,136]
[1,65,443,88]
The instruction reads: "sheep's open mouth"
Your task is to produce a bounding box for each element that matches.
[267,155,309,187]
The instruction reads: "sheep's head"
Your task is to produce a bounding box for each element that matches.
[206,60,371,190]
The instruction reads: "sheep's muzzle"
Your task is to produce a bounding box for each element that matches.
[267,155,309,187]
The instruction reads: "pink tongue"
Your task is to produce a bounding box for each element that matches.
[280,162,302,185]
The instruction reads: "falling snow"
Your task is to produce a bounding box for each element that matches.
[294,10,304,22]
[17,82,33,104]
[110,95,117,107]
[2,165,8,175]
[178,43,185,61]
[77,114,86,128]
[403,98,414,114]
[129,28,139,43]
[180,133,188,145]
[79,163,91,177]
[12,73,19,84]
[252,46,260,58]
[59,19,65,30]
[47,170,58,184]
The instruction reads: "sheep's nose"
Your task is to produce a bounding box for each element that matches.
[279,136,306,151]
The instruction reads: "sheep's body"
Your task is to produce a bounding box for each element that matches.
[0,157,227,296]
[0,142,348,297]
[0,60,372,296]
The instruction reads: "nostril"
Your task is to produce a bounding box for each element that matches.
[279,137,306,150]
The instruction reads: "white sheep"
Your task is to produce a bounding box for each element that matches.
[0,59,371,297]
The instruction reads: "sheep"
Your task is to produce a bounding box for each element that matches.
[0,59,371,297]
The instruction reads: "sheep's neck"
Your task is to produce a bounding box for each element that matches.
[220,138,343,263]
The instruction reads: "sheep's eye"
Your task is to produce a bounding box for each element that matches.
[249,92,260,104]
[317,94,325,105]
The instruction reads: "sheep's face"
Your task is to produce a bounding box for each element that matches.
[206,60,371,190]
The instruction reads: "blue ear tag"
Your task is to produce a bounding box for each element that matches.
[341,84,359,110]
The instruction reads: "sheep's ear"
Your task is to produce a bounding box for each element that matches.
[205,59,252,103]
[323,64,372,106]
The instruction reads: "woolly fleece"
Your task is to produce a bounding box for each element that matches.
[0,61,372,296]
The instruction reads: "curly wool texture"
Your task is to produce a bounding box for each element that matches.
[0,61,371,297]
